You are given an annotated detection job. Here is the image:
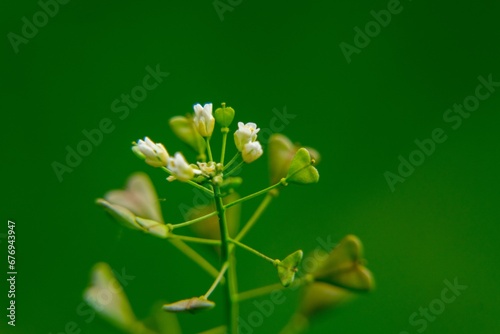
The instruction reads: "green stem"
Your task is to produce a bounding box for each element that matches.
[213,184,238,334]
[225,181,284,209]
[224,161,245,178]
[235,193,274,242]
[203,262,229,299]
[169,234,221,246]
[206,137,214,162]
[220,127,229,164]
[171,211,218,230]
[224,152,240,171]
[229,238,276,264]
[237,283,284,302]
[237,278,309,302]
[168,239,220,279]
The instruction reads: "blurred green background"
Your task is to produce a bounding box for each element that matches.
[2,0,500,333]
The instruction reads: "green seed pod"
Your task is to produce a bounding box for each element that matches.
[214,102,235,127]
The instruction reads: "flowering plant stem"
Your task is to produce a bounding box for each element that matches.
[229,238,275,264]
[167,239,220,279]
[206,137,214,162]
[223,152,240,171]
[225,180,285,209]
[235,193,275,241]
[170,211,219,230]
[213,183,239,334]
[220,127,229,164]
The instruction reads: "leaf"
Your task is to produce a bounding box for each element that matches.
[299,282,353,318]
[169,116,206,156]
[276,250,303,287]
[83,263,137,331]
[286,148,319,184]
[105,172,164,223]
[163,297,215,314]
[313,235,374,292]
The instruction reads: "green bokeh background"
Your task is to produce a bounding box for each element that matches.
[2,0,500,333]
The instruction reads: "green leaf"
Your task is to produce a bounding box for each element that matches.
[313,235,375,292]
[83,263,137,331]
[286,148,319,184]
[163,297,215,314]
[276,250,303,287]
[169,116,206,157]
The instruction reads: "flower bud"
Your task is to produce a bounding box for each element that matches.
[234,122,260,152]
[193,103,215,137]
[214,102,235,127]
[242,141,263,163]
[167,152,201,182]
[132,137,169,168]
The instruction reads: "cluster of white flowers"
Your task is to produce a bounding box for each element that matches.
[132,102,263,183]
[234,122,263,163]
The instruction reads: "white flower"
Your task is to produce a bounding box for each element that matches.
[234,122,260,152]
[193,103,215,137]
[197,161,217,176]
[242,141,263,163]
[132,137,169,167]
[167,152,201,182]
